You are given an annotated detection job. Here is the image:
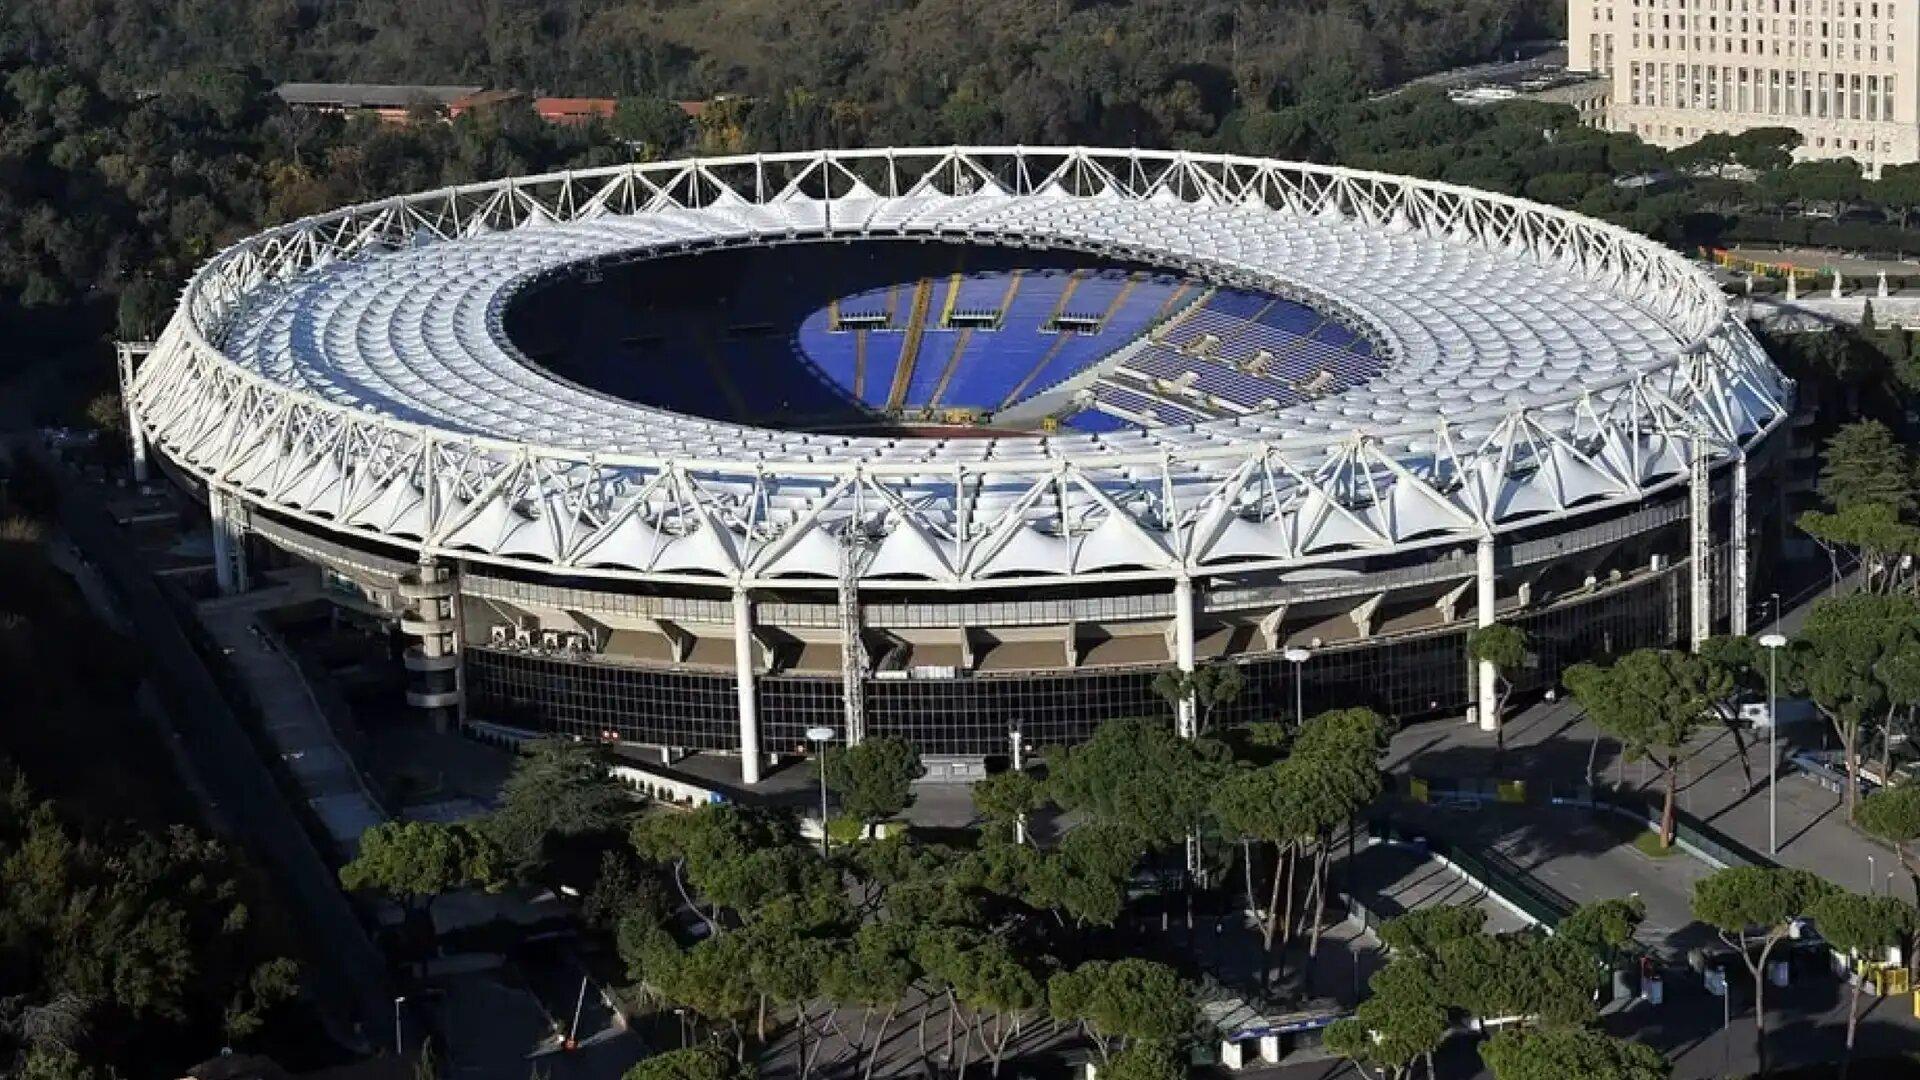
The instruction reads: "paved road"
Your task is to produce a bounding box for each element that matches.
[200,587,387,856]
[38,451,393,1053]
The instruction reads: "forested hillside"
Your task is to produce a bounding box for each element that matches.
[3,0,1563,125]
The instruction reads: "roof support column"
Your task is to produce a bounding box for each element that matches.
[733,587,762,786]
[1689,435,1712,651]
[839,545,867,747]
[1730,450,1750,638]
[115,342,150,484]
[1172,574,1197,740]
[1476,533,1499,733]
[208,484,249,596]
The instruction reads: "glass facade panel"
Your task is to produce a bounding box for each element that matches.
[466,569,1690,757]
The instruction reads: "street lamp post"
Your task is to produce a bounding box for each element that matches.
[1770,591,1782,633]
[1283,647,1312,726]
[1760,633,1787,855]
[567,974,589,1050]
[393,995,406,1057]
[807,726,836,857]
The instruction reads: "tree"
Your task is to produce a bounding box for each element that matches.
[1212,709,1386,962]
[1696,636,1764,788]
[950,938,1043,1075]
[1800,421,1920,593]
[1857,783,1920,898]
[611,97,694,158]
[483,738,636,882]
[1800,502,1920,595]
[1808,891,1916,1070]
[1787,593,1920,820]
[1786,157,1866,214]
[82,394,124,437]
[633,805,844,937]
[1479,1027,1668,1080]
[1874,161,1920,228]
[1691,867,1837,1072]
[1378,904,1487,958]
[1733,127,1804,173]
[1566,649,1730,846]
[822,923,917,1080]
[1556,896,1646,965]
[337,820,498,919]
[1815,420,1915,516]
[1468,623,1529,745]
[970,769,1046,843]
[1429,930,1604,1028]
[1324,959,1448,1080]
[1046,960,1192,1064]
[820,737,923,829]
[1151,661,1245,736]
[623,1042,753,1080]
[1101,1041,1184,1080]
[1048,719,1219,848]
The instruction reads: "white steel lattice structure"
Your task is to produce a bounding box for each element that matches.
[124,148,1792,775]
[129,147,1788,589]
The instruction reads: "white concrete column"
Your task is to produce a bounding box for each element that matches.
[1731,452,1750,637]
[115,342,149,483]
[1476,534,1499,732]
[1172,575,1197,739]
[125,405,148,484]
[208,485,249,595]
[733,587,761,785]
[1689,436,1712,651]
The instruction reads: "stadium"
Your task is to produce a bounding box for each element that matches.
[122,147,1792,783]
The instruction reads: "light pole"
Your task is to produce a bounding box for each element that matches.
[1868,853,1877,893]
[393,995,406,1057]
[806,726,836,856]
[567,974,589,1050]
[1770,591,1782,633]
[1009,720,1027,846]
[1283,647,1312,726]
[1760,632,1787,855]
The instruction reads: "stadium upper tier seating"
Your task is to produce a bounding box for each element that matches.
[503,241,1381,435]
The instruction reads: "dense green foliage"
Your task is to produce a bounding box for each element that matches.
[1331,899,1654,1080]
[0,512,305,1077]
[1692,867,1838,1070]
[623,1042,756,1080]
[1566,648,1738,846]
[483,737,642,883]
[337,819,501,914]
[1858,783,1920,896]
[1480,1027,1669,1080]
[0,767,301,1075]
[820,736,923,827]
[1784,593,1920,820]
[0,0,1563,125]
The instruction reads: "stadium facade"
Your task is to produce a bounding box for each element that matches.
[120,147,1792,782]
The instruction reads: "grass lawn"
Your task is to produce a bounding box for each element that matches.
[1631,828,1680,858]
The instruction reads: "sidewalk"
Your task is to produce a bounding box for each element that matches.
[198,581,389,857]
[1398,697,1915,905]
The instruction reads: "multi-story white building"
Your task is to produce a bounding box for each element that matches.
[1569,0,1920,172]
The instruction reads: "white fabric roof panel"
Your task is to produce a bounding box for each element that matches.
[133,147,1791,589]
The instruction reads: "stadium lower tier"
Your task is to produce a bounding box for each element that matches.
[461,568,1697,757]
[218,459,1774,770]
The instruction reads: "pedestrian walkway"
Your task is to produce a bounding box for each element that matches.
[198,578,388,857]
